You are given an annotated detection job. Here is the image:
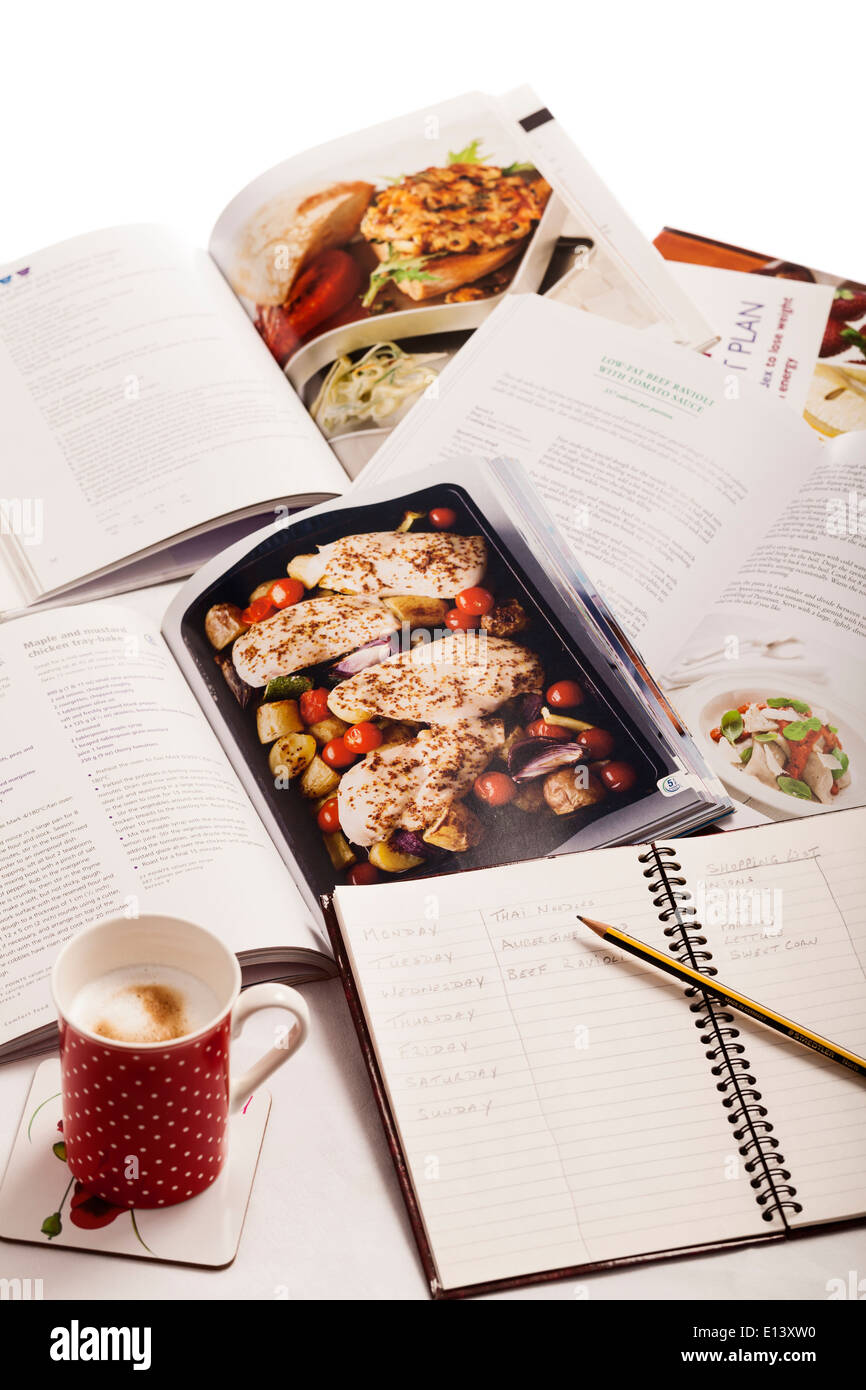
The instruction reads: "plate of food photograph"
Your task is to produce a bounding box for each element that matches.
[675,670,861,817]
[227,147,565,377]
[176,482,682,900]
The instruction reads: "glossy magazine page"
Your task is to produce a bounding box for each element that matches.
[208,89,714,479]
[162,460,729,922]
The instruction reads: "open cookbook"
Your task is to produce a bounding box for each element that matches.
[0,461,727,1063]
[0,87,713,616]
[363,293,866,830]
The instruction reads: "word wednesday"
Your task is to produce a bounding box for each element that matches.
[50,1320,151,1371]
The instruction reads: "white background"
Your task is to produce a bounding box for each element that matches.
[1,0,864,283]
[1,0,864,1304]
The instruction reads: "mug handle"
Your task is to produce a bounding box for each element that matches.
[228,982,310,1111]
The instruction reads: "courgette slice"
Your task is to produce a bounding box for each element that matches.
[264,674,313,701]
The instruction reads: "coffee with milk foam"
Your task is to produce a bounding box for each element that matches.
[69,964,221,1043]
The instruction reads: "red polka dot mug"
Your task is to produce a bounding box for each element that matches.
[50,914,309,1209]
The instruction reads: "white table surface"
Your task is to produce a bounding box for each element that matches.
[1,977,861,1301]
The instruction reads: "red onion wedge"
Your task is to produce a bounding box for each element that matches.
[331,636,395,679]
[389,828,441,859]
[507,736,586,782]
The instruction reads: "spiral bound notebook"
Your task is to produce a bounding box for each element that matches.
[325,807,866,1297]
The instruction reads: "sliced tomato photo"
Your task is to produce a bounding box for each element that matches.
[316,797,341,833]
[445,607,480,630]
[344,722,383,754]
[322,736,356,769]
[269,578,305,609]
[282,250,361,343]
[241,596,276,624]
[546,679,584,709]
[299,688,331,725]
[526,719,572,741]
[348,862,379,885]
[455,586,495,616]
[473,772,517,806]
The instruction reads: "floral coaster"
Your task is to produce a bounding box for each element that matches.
[0,1059,270,1267]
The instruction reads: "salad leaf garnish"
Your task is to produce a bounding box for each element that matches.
[501,160,536,175]
[740,745,753,764]
[362,245,439,308]
[766,696,811,713]
[831,749,850,779]
[754,732,779,742]
[777,775,813,800]
[780,717,822,741]
[448,138,488,164]
[720,709,743,745]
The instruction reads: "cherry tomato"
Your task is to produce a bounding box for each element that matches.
[348,862,380,886]
[344,722,383,754]
[526,719,571,741]
[241,597,276,624]
[576,727,615,760]
[270,578,305,609]
[455,586,495,616]
[300,687,331,725]
[445,607,480,631]
[322,736,356,769]
[473,772,517,806]
[546,679,584,709]
[317,797,341,833]
[282,250,361,342]
[599,761,638,793]
[429,507,457,530]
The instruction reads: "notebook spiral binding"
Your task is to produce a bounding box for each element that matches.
[638,843,803,1227]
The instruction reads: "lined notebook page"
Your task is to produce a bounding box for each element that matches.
[676,809,866,1230]
[334,850,767,1293]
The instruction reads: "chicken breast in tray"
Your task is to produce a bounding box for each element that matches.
[232,594,400,687]
[328,631,544,724]
[338,718,505,847]
[288,530,487,598]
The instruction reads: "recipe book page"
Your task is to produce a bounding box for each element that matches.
[674,810,866,1230]
[364,293,822,672]
[333,849,771,1293]
[0,225,344,605]
[0,597,324,1052]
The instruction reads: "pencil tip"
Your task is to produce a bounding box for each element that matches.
[577,915,608,938]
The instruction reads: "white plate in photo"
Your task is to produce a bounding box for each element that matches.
[672,669,861,818]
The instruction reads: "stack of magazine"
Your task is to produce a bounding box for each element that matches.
[1,85,863,1293]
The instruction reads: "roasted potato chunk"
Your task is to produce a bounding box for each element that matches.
[204,603,248,651]
[543,769,606,815]
[268,733,317,780]
[369,841,424,873]
[256,699,303,743]
[307,715,349,745]
[480,597,529,638]
[323,830,356,871]
[423,801,484,852]
[378,720,418,747]
[384,595,450,626]
[513,780,548,812]
[299,754,341,800]
[286,553,323,588]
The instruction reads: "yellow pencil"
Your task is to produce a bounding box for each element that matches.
[577,915,866,1080]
